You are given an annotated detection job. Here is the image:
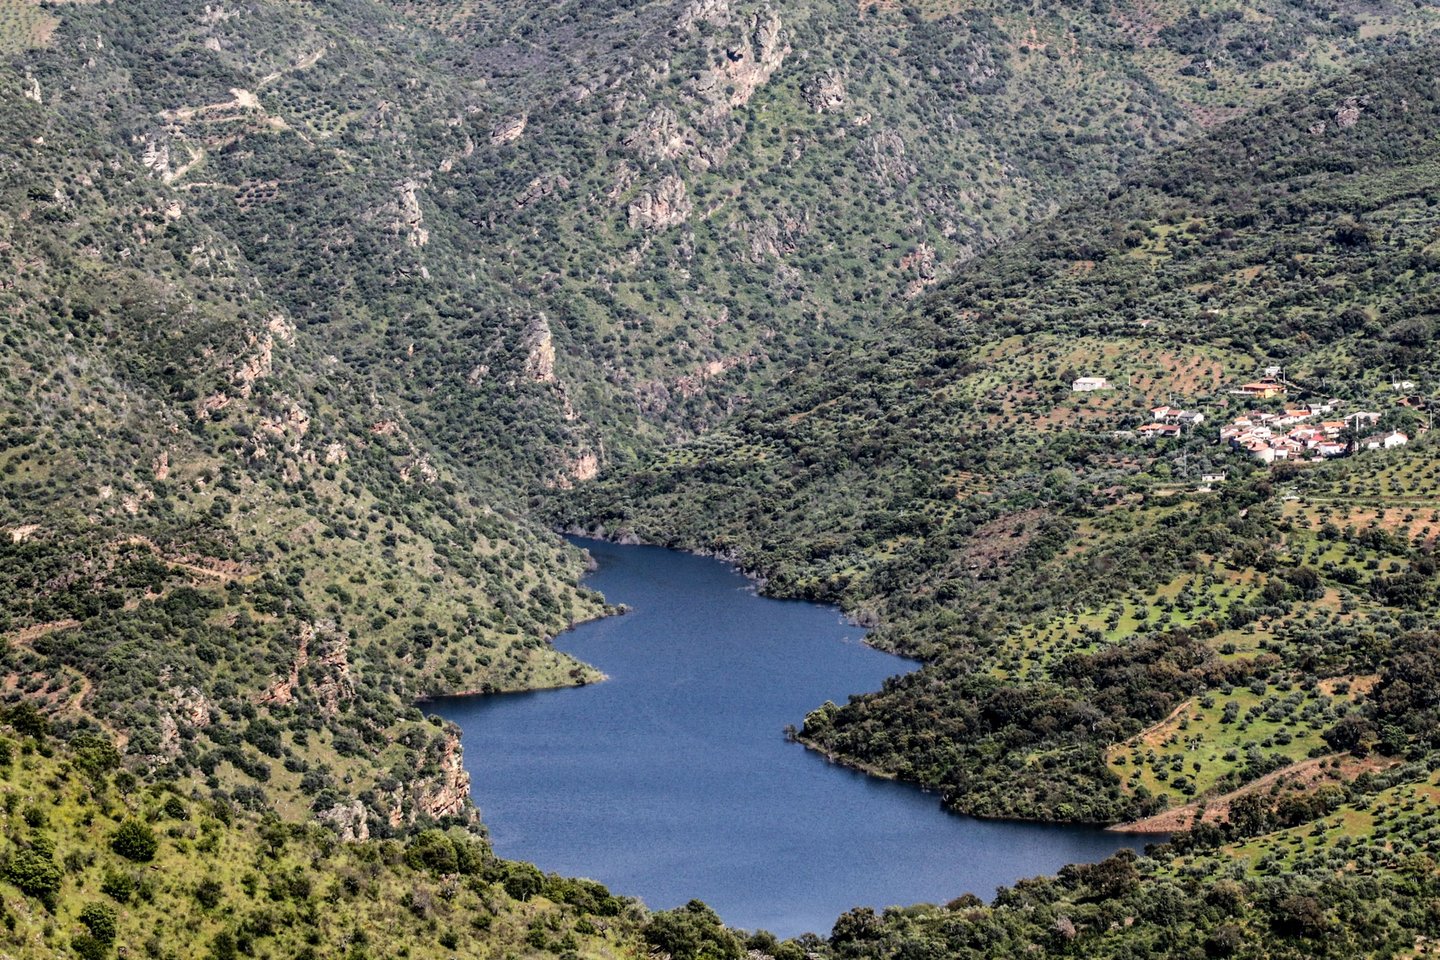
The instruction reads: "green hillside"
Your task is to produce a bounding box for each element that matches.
[2,0,1440,956]
[566,46,1440,824]
[0,711,647,960]
[1,0,1428,837]
[18,0,1440,487]
[0,62,608,841]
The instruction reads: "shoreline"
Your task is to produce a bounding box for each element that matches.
[795,734,1172,836]
[417,600,628,705]
[560,523,887,631]
[537,531,1168,838]
[556,528,1152,835]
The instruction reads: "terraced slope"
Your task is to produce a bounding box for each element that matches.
[569,47,1440,824]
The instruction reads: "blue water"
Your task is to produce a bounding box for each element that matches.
[432,537,1152,937]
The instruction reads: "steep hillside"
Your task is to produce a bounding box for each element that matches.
[3,1,1440,956]
[21,681,1439,960]
[2,0,1430,854]
[16,0,1440,489]
[0,711,649,960]
[566,47,1440,823]
[0,63,608,841]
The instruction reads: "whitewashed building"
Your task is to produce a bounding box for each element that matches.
[1072,376,1110,392]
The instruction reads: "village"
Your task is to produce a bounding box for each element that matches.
[1072,368,1418,467]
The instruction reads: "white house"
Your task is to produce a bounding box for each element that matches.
[1072,376,1110,392]
[1362,431,1409,450]
[1245,440,1277,464]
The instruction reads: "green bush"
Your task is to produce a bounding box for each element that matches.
[642,901,743,960]
[110,820,158,863]
[4,848,62,907]
[100,868,136,904]
[71,934,107,960]
[78,902,117,943]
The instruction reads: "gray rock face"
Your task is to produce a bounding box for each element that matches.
[318,800,371,842]
[490,114,527,145]
[627,175,693,232]
[804,69,846,113]
[693,7,789,123]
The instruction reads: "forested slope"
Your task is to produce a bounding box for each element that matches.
[0,709,650,960]
[0,59,609,846]
[3,0,1440,956]
[1,0,1427,839]
[567,47,1440,823]
[18,0,1439,487]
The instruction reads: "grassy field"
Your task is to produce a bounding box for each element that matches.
[1175,766,1440,878]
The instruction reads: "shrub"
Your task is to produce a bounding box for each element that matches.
[642,901,743,960]
[501,862,544,902]
[111,820,158,862]
[71,734,121,778]
[404,830,458,875]
[71,934,107,960]
[4,702,49,739]
[100,869,137,904]
[78,902,117,943]
[195,878,224,909]
[4,848,62,907]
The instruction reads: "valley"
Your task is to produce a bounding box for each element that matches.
[0,0,1439,957]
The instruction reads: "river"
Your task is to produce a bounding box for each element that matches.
[431,537,1153,937]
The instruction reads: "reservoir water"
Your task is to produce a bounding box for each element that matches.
[432,537,1153,937]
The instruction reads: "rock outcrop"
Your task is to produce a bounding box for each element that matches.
[317,800,371,842]
[803,69,846,113]
[197,316,290,418]
[387,729,474,827]
[490,114,527,145]
[627,175,692,232]
[141,139,173,179]
[261,621,354,716]
[513,173,570,210]
[745,210,810,261]
[624,106,705,168]
[677,0,729,32]
[899,242,939,298]
[157,685,212,758]
[399,454,439,485]
[414,731,471,821]
[521,315,557,383]
[862,129,913,186]
[568,451,600,483]
[694,8,789,122]
[395,180,428,247]
[549,448,601,489]
[1334,96,1365,129]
